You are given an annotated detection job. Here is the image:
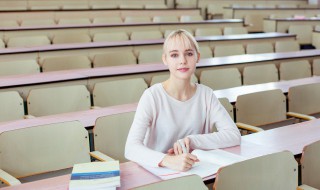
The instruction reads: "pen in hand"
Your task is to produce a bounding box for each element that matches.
[178,139,189,154]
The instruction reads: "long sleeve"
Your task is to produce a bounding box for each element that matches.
[125,90,166,167]
[187,92,241,150]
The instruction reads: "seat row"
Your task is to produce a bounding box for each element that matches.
[1,68,320,123]
[0,15,204,28]
[0,40,303,76]
[0,0,167,11]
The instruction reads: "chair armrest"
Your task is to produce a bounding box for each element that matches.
[297,184,318,190]
[24,115,36,119]
[287,112,316,121]
[0,169,21,186]
[236,122,264,133]
[89,151,115,162]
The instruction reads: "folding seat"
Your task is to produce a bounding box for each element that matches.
[130,31,163,41]
[52,33,91,44]
[93,78,148,107]
[0,59,40,76]
[200,68,241,90]
[195,28,222,37]
[0,20,19,27]
[28,0,61,10]
[91,111,135,163]
[243,64,278,85]
[279,60,311,80]
[20,19,56,27]
[58,18,91,25]
[133,175,208,190]
[223,27,248,35]
[275,41,300,52]
[313,59,320,76]
[138,49,163,64]
[119,4,144,9]
[42,55,92,72]
[298,140,320,189]
[288,25,313,44]
[214,44,245,57]
[180,15,204,22]
[246,43,274,54]
[145,4,168,9]
[92,17,123,24]
[0,91,25,122]
[90,1,118,9]
[27,85,91,117]
[61,1,89,10]
[7,36,51,48]
[199,46,213,59]
[152,16,179,23]
[93,32,129,42]
[213,151,298,190]
[0,39,5,48]
[124,16,151,23]
[93,51,136,67]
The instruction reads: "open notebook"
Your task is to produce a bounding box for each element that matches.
[142,149,245,180]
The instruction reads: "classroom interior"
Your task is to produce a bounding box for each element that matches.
[0,0,320,189]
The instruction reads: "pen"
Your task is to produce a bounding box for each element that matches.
[178,139,188,153]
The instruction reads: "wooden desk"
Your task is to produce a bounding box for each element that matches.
[3,119,320,190]
[224,7,320,32]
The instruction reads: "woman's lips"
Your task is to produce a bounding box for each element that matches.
[177,68,189,72]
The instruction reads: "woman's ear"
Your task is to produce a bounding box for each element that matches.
[197,52,201,63]
[162,53,168,66]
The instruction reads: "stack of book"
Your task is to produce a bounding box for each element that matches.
[69,161,120,190]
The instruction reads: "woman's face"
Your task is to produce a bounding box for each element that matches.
[162,36,200,81]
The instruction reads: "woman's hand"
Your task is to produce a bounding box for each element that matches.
[159,153,198,172]
[167,137,191,155]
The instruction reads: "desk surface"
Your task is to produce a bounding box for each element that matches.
[3,119,320,190]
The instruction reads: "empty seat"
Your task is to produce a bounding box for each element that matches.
[133,175,207,190]
[299,140,320,189]
[145,4,168,9]
[255,4,276,8]
[130,31,163,40]
[218,97,234,120]
[275,41,300,52]
[62,1,89,10]
[58,18,91,25]
[93,112,135,163]
[199,46,213,59]
[152,16,179,23]
[42,55,91,72]
[0,39,5,48]
[180,15,203,22]
[213,151,298,190]
[150,74,198,86]
[52,33,91,44]
[214,44,245,57]
[0,121,91,186]
[92,17,123,24]
[138,49,163,64]
[90,1,118,9]
[279,60,312,80]
[93,78,148,107]
[124,16,151,23]
[243,64,278,85]
[0,59,40,76]
[20,19,56,27]
[0,91,25,122]
[235,89,291,130]
[119,4,144,9]
[288,83,320,117]
[246,43,274,54]
[313,59,320,76]
[223,27,248,35]
[200,68,241,90]
[93,32,129,42]
[0,20,19,27]
[195,28,222,37]
[7,36,51,48]
[277,4,297,8]
[27,85,91,117]
[93,51,136,67]
[288,25,313,44]
[28,0,61,10]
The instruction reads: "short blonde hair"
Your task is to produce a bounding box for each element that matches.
[163,29,200,56]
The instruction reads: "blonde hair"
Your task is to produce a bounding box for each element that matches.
[163,29,200,56]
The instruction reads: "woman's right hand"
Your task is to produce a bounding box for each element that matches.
[159,153,198,172]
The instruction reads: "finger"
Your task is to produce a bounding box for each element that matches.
[184,138,190,153]
[173,143,179,155]
[188,153,199,162]
[167,148,174,154]
[177,142,183,155]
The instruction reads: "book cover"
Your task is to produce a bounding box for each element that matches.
[69,161,120,190]
[142,149,245,180]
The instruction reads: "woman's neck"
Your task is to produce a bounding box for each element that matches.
[162,78,196,102]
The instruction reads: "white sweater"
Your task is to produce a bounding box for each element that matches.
[125,83,241,167]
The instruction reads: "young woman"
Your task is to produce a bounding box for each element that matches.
[125,29,241,172]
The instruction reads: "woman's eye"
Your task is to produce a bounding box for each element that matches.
[187,52,193,56]
[171,54,178,58]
